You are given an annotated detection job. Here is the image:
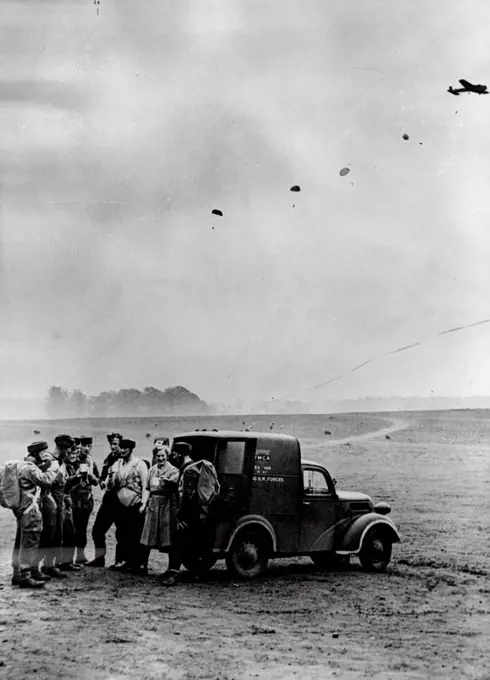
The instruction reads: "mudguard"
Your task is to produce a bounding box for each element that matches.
[224,514,277,553]
[336,513,400,555]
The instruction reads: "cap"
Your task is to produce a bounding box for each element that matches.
[27,441,49,456]
[80,436,93,446]
[54,434,75,449]
[107,432,123,443]
[119,438,136,451]
[153,436,169,445]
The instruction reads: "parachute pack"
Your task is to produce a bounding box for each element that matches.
[0,460,22,511]
[181,460,220,507]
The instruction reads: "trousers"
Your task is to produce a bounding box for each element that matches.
[114,502,146,568]
[92,490,124,562]
[12,505,43,574]
[60,503,76,565]
[35,494,57,568]
[72,496,94,549]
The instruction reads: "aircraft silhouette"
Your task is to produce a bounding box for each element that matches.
[448,79,488,96]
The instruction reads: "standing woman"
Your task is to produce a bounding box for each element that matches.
[140,447,179,572]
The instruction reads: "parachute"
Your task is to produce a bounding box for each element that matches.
[402,133,409,141]
[181,460,220,507]
[0,461,22,511]
[290,185,301,192]
[211,209,223,217]
[339,167,350,176]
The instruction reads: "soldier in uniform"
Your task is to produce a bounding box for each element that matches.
[11,441,57,588]
[30,446,59,580]
[58,446,83,571]
[42,434,75,578]
[86,433,124,568]
[108,438,148,573]
[71,436,99,564]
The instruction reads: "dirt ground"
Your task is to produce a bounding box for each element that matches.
[0,410,489,680]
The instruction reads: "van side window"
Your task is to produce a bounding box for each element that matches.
[303,469,331,495]
[217,441,246,475]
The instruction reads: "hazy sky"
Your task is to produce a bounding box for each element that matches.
[2,0,490,410]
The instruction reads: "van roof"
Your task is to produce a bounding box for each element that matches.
[174,430,298,443]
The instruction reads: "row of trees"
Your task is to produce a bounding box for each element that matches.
[46,385,210,418]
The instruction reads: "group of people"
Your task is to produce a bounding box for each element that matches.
[8,433,220,589]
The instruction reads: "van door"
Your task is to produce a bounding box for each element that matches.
[214,437,255,523]
[299,466,337,553]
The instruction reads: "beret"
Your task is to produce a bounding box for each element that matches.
[107,432,123,443]
[54,434,75,449]
[119,438,136,451]
[27,440,49,455]
[172,441,192,454]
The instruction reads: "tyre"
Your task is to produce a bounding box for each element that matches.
[181,554,217,575]
[225,531,269,579]
[359,529,392,572]
[310,552,350,570]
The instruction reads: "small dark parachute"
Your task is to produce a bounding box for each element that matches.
[211,209,223,217]
[290,185,301,192]
[402,133,409,141]
[339,167,350,177]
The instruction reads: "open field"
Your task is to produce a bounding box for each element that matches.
[0,410,489,679]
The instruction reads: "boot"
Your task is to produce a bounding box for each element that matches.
[86,556,105,567]
[75,548,88,565]
[11,572,21,586]
[31,567,51,582]
[19,570,45,589]
[44,566,68,579]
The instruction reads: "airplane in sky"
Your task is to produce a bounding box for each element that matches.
[447,79,488,96]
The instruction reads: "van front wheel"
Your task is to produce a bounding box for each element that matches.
[226,531,269,579]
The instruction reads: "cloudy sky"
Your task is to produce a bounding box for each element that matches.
[2,0,490,413]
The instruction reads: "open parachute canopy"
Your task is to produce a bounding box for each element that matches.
[339,167,350,177]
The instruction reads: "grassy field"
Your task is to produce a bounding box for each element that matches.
[0,410,488,679]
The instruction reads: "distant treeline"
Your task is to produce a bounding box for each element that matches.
[46,385,210,418]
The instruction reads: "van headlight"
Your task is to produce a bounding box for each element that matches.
[374,502,391,515]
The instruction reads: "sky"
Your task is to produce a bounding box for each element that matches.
[2,0,490,415]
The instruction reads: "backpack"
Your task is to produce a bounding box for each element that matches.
[181,460,220,507]
[0,461,22,511]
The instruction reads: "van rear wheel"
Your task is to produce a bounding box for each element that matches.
[226,531,269,579]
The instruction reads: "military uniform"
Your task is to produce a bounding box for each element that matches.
[87,434,124,567]
[11,441,57,588]
[44,434,75,577]
[71,439,100,564]
[109,439,148,572]
[33,454,59,574]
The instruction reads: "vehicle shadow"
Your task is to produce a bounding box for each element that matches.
[174,558,369,585]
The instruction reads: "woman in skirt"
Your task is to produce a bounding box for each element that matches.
[140,446,179,572]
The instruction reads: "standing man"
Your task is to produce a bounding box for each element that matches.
[108,438,148,574]
[11,441,57,588]
[71,436,99,564]
[161,441,195,585]
[30,446,59,581]
[43,434,75,578]
[86,433,124,568]
[58,446,82,571]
